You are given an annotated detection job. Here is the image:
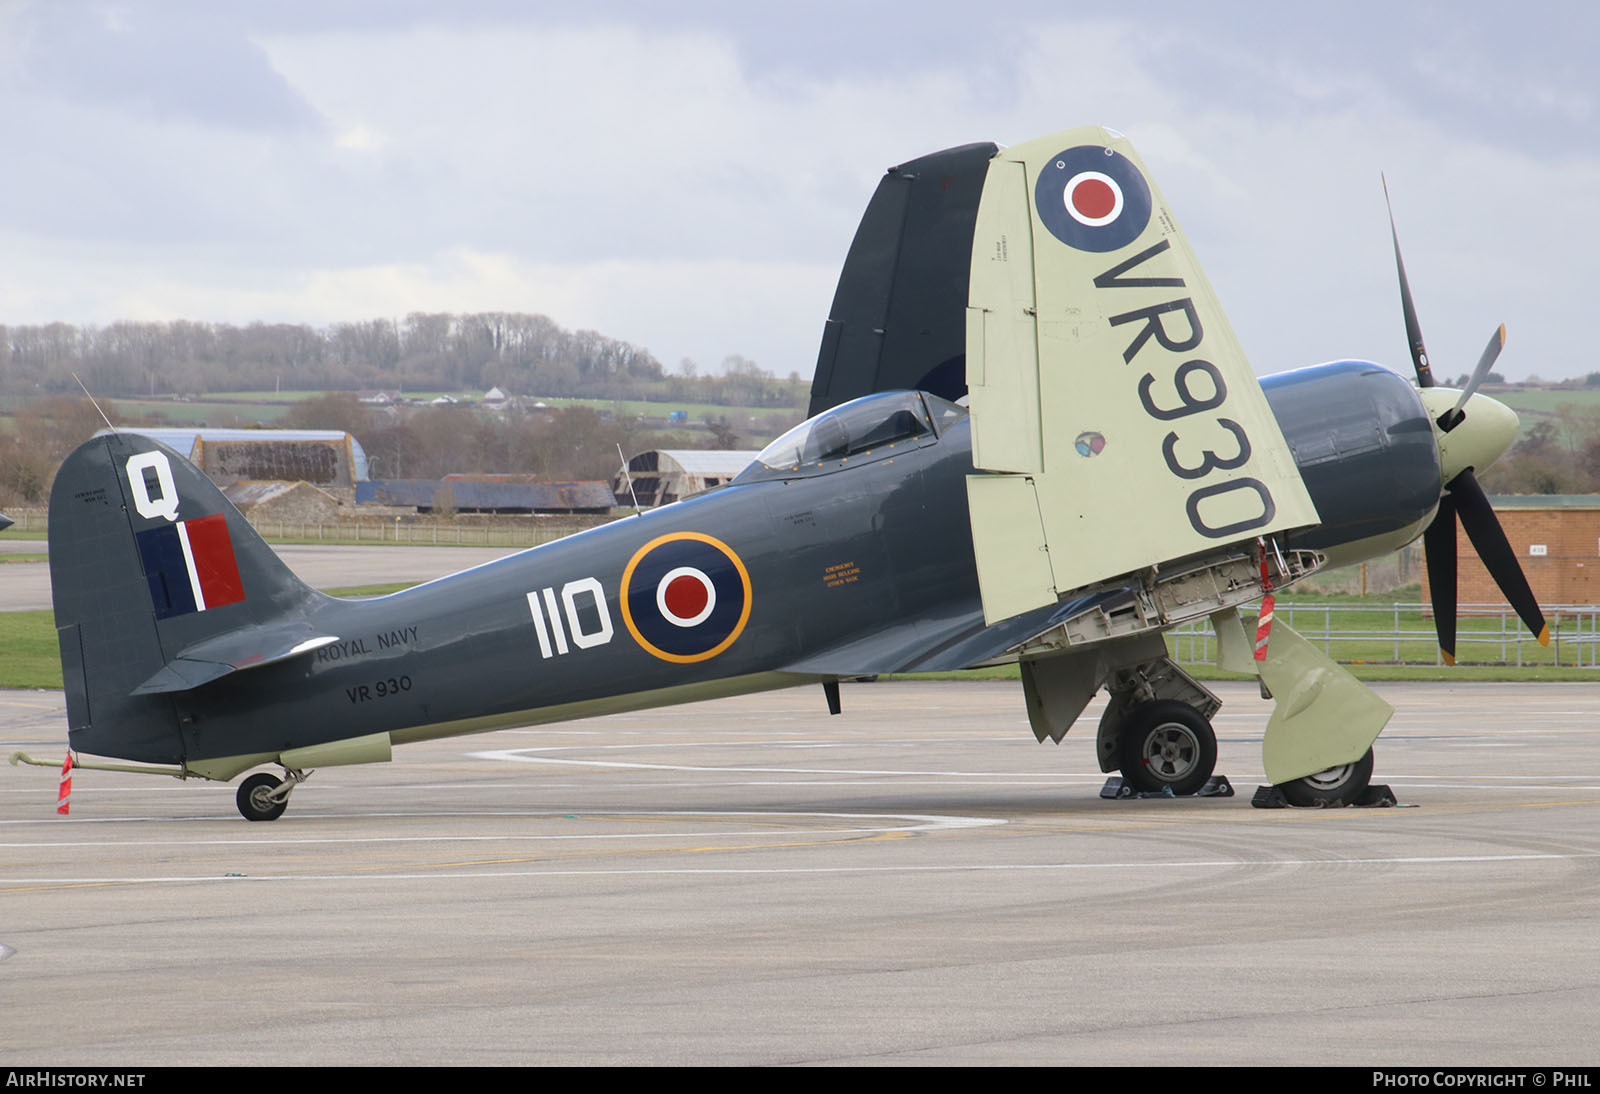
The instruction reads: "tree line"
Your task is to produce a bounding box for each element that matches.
[1478,405,1600,495]
[0,313,782,403]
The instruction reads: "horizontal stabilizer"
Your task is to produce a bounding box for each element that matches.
[133,624,339,695]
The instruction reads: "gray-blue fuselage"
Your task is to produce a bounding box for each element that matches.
[70,359,1437,766]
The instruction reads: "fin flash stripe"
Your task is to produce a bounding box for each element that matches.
[136,513,245,619]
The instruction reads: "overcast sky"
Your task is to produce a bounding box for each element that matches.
[2,0,1595,384]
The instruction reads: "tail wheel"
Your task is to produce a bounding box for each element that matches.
[237,772,288,822]
[1280,749,1374,808]
[1115,700,1218,796]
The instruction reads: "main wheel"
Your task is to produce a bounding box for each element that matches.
[1115,700,1218,796]
[1280,748,1374,808]
[237,772,287,822]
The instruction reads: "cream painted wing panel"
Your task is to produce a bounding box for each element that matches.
[967,158,1042,475]
[965,474,1057,623]
[966,126,1319,624]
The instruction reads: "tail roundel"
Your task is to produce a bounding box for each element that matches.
[49,432,321,764]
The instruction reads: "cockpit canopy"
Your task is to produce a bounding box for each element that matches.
[736,390,967,482]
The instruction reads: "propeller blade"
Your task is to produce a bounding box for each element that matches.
[1438,325,1508,433]
[1423,495,1458,664]
[1383,174,1434,388]
[1449,468,1550,646]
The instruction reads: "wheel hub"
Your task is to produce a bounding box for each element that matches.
[1303,763,1354,790]
[1143,724,1199,780]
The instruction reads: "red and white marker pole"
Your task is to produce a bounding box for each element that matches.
[1254,545,1275,663]
[56,753,72,816]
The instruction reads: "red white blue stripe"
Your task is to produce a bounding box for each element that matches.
[136,513,246,619]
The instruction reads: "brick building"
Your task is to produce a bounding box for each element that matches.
[1420,496,1600,607]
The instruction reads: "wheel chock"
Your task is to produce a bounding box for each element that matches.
[1252,782,1402,809]
[1353,783,1398,807]
[1251,784,1290,808]
[1100,775,1233,800]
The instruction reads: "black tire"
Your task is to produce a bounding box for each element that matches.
[237,772,287,822]
[1280,749,1374,808]
[1115,700,1218,796]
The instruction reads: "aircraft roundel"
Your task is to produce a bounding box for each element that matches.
[1035,145,1152,253]
[620,532,752,663]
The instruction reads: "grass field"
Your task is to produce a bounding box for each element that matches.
[1490,386,1600,440]
[1,611,61,689]
[1492,387,1600,415]
[109,398,294,425]
[1166,599,1600,669]
[6,590,1593,691]
[199,390,805,423]
[1,387,807,443]
[895,661,1600,684]
[0,582,417,689]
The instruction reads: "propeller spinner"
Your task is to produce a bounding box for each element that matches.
[1385,185,1549,663]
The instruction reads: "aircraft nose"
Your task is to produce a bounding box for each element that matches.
[1419,387,1519,484]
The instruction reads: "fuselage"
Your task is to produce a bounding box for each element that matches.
[76,359,1444,768]
[164,407,984,765]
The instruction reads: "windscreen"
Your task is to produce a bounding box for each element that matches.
[744,391,938,476]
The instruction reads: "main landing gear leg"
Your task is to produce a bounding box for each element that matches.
[236,768,308,822]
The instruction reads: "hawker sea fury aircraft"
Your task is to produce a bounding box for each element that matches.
[20,126,1546,820]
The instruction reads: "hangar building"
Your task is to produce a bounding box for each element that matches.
[614,450,756,508]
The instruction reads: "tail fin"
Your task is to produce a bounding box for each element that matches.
[50,432,322,763]
[807,141,998,417]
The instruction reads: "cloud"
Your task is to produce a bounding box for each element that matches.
[0,240,837,377]
[13,2,323,131]
[2,6,1596,382]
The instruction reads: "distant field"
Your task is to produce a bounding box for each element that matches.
[8,383,1582,441]
[1492,387,1600,418]
[110,398,293,424]
[1488,387,1600,440]
[526,396,801,422]
[0,581,420,689]
[201,390,803,423]
[205,390,455,404]
[0,388,804,444]
[7,587,1593,690]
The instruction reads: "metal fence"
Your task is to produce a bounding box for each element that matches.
[245,518,604,549]
[0,508,609,549]
[1169,602,1600,668]
[7,497,1598,667]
